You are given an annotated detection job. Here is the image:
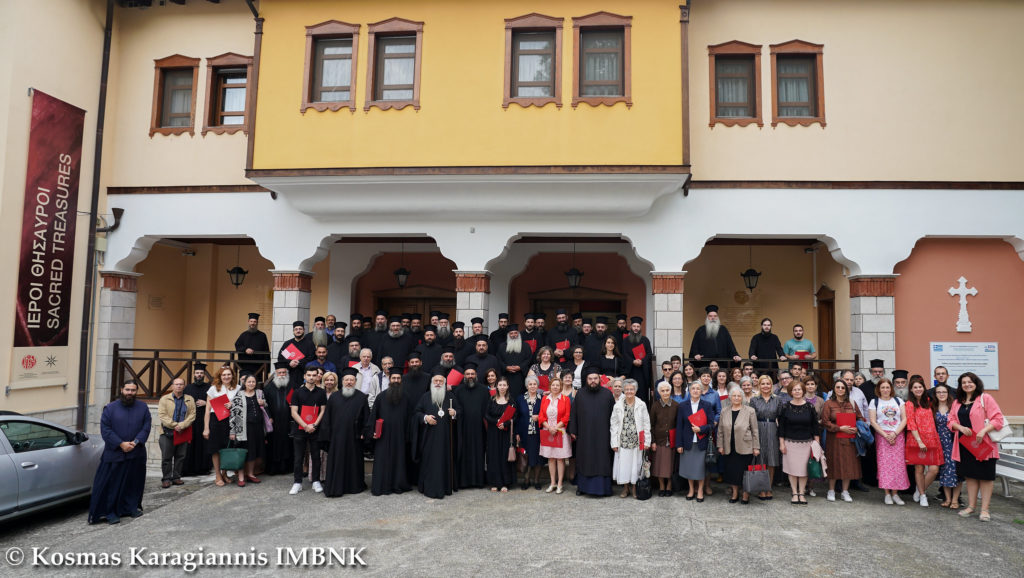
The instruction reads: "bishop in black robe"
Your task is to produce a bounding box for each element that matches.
[689,306,741,365]
[318,385,369,497]
[413,379,460,499]
[277,322,316,387]
[453,379,490,489]
[569,369,615,497]
[496,329,533,400]
[181,373,211,476]
[365,383,412,495]
[262,367,295,475]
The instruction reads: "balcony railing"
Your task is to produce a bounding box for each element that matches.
[109,344,272,401]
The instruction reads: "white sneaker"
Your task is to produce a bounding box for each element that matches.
[913,490,921,502]
[919,495,929,507]
[808,489,817,497]
[841,491,853,503]
[892,495,905,506]
[826,490,836,502]
[289,483,302,495]
[312,481,324,493]
[884,494,894,505]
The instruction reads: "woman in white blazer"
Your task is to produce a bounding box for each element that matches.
[610,379,652,497]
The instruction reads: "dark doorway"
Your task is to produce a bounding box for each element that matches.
[816,284,836,372]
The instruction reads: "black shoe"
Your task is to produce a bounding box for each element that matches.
[534,483,542,490]
[686,494,695,501]
[741,499,750,504]
[729,497,739,503]
[107,514,120,525]
[851,481,870,493]
[696,497,704,503]
[130,509,144,518]
[575,489,582,496]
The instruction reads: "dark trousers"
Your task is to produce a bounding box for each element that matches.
[293,435,321,483]
[158,434,187,481]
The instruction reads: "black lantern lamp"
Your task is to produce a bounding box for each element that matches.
[740,245,761,292]
[227,245,247,288]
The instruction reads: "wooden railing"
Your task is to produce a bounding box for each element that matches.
[109,345,272,401]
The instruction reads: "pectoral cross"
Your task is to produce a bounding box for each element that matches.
[947,276,978,333]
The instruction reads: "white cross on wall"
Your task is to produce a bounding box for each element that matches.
[947,276,978,333]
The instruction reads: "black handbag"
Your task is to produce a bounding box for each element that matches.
[704,433,718,466]
[635,450,652,501]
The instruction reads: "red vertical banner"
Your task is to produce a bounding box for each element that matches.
[11,91,85,387]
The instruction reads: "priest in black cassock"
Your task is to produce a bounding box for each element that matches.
[378,317,416,369]
[464,339,500,380]
[413,325,443,372]
[747,317,786,373]
[496,324,532,399]
[430,346,458,380]
[235,313,270,377]
[689,305,742,366]
[319,368,369,497]
[519,314,541,358]
[262,362,295,475]
[278,321,316,387]
[545,308,579,365]
[569,367,615,497]
[622,316,653,401]
[584,317,612,365]
[488,312,510,353]
[366,368,412,495]
[89,380,151,524]
[413,372,460,499]
[402,353,431,406]
[453,364,489,489]
[181,362,211,476]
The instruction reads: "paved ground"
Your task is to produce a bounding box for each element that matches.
[1,471,1022,577]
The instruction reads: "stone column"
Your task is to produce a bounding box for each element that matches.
[849,275,896,374]
[455,271,490,334]
[271,271,313,356]
[651,272,685,365]
[91,272,140,431]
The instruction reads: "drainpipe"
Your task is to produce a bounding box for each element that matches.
[76,0,114,432]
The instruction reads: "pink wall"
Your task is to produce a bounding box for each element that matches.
[894,238,1024,416]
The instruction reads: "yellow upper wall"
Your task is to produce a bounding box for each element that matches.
[253,0,684,168]
[690,0,1024,181]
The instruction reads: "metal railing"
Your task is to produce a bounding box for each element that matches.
[676,356,861,387]
[109,345,272,401]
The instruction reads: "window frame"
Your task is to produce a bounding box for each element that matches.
[150,54,200,137]
[571,11,632,109]
[503,13,563,109]
[365,17,424,112]
[769,39,825,127]
[708,41,762,128]
[301,20,360,114]
[203,52,253,135]
[0,421,71,454]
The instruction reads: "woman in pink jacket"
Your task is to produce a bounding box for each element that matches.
[948,372,1004,522]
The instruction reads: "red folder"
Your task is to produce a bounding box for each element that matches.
[489,388,496,397]
[446,369,463,387]
[173,427,193,446]
[374,418,383,439]
[282,343,305,361]
[639,431,646,450]
[556,340,570,352]
[836,413,856,439]
[540,430,563,448]
[348,360,360,368]
[632,344,647,361]
[538,375,550,391]
[285,388,294,404]
[300,405,319,425]
[209,395,230,421]
[525,339,537,353]
[498,405,516,426]
[794,350,811,359]
[621,332,629,341]
[960,434,991,460]
[669,428,676,448]
[748,463,767,472]
[688,408,708,439]
[600,375,611,387]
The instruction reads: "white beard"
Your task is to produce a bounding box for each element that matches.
[430,385,445,406]
[311,329,329,348]
[437,326,451,340]
[341,386,355,398]
[273,375,290,388]
[505,336,522,354]
[389,329,403,338]
[705,319,721,340]
[440,359,454,368]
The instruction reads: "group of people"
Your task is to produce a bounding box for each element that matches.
[89,305,1008,524]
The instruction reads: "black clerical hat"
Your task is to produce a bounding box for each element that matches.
[388,316,401,323]
[248,312,260,320]
[705,304,719,313]
[463,361,479,371]
[471,317,484,325]
[274,361,289,370]
[389,367,404,376]
[870,359,885,369]
[582,318,593,325]
[292,320,305,328]
[571,312,582,320]
[375,309,388,317]
[407,351,421,360]
[452,321,465,329]
[410,313,422,320]
[438,312,450,320]
[498,313,509,319]
[583,366,600,377]
[595,316,609,324]
[616,314,627,321]
[556,308,567,315]
[314,316,326,324]
[630,316,643,324]
[892,369,909,379]
[523,313,536,320]
[423,325,438,334]
[194,362,207,370]
[335,322,348,329]
[342,367,358,377]
[350,313,363,321]
[506,323,519,331]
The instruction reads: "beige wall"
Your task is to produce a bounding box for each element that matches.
[683,244,851,362]
[0,0,106,416]
[690,0,1024,181]
[104,1,254,188]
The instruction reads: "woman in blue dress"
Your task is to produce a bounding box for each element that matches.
[932,384,961,508]
[515,376,544,490]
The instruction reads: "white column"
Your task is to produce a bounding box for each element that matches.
[271,271,313,356]
[455,271,490,334]
[849,276,896,374]
[651,272,685,364]
[91,272,140,431]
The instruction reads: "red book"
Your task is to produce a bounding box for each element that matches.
[794,350,811,359]
[668,428,677,448]
[525,339,537,353]
[688,408,708,439]
[446,369,463,387]
[282,343,305,361]
[285,388,294,405]
[621,332,629,341]
[748,463,767,472]
[374,418,383,439]
[489,388,496,397]
[209,394,230,421]
[348,360,360,368]
[600,375,611,387]
[173,427,193,446]
[538,375,550,391]
[498,405,516,426]
[632,344,647,361]
[556,340,570,352]
[836,413,856,439]
[540,430,563,448]
[300,405,319,425]
[960,434,991,460]
[639,431,646,450]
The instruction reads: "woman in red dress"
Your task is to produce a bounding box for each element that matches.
[905,378,943,507]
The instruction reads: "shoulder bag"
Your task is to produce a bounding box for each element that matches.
[980,394,1012,443]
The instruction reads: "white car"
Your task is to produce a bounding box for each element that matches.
[0,412,103,522]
